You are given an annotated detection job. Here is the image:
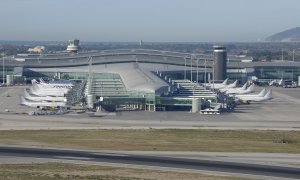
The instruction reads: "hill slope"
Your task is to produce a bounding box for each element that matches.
[266,27,300,42]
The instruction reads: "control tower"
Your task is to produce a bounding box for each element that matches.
[66,39,80,53]
[213,45,227,81]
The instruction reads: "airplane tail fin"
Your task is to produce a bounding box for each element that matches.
[264,90,272,99]
[20,96,26,105]
[278,79,283,86]
[226,80,238,88]
[258,88,266,97]
[241,82,247,90]
[24,90,29,98]
[247,84,255,92]
[232,80,238,88]
[39,78,45,84]
[222,78,228,85]
[31,79,37,85]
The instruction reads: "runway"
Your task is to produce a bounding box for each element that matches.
[0,146,300,179]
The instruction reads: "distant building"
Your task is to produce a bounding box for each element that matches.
[66,39,80,53]
[230,55,253,63]
[28,46,45,54]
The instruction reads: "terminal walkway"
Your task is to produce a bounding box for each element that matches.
[85,74,129,98]
[171,79,216,99]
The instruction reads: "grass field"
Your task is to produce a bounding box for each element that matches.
[0,129,299,153]
[0,163,249,180]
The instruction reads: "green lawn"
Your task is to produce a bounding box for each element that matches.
[0,129,299,153]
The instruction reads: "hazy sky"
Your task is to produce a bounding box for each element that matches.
[0,0,299,42]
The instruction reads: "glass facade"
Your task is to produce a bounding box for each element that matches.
[255,67,300,80]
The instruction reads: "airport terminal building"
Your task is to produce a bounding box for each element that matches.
[1,44,300,111]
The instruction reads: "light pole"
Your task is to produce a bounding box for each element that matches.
[282,49,284,62]
[184,57,187,80]
[2,52,4,85]
[212,61,215,90]
[193,84,195,98]
[190,55,193,83]
[196,58,199,83]
[212,54,217,90]
[97,82,103,111]
[100,83,103,98]
[204,59,207,84]
[293,49,295,62]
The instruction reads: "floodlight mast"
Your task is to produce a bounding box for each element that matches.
[2,52,4,85]
[293,49,295,62]
[196,58,199,83]
[190,55,193,83]
[204,59,207,84]
[184,56,187,80]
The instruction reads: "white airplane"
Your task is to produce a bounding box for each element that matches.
[34,83,70,92]
[203,78,228,89]
[224,80,238,89]
[39,78,74,88]
[20,96,67,108]
[235,88,266,98]
[29,84,69,97]
[236,89,272,103]
[225,83,255,95]
[211,79,237,90]
[269,78,283,86]
[220,81,245,93]
[23,90,67,102]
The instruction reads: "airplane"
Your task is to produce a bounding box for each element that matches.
[31,79,38,85]
[220,81,245,93]
[236,89,272,103]
[224,83,255,95]
[224,80,238,89]
[29,84,69,97]
[235,88,266,98]
[278,79,283,86]
[23,90,67,102]
[211,79,238,90]
[269,78,283,87]
[39,78,74,88]
[31,78,74,89]
[20,96,67,108]
[203,78,228,89]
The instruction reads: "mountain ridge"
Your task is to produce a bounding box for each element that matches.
[266,27,300,42]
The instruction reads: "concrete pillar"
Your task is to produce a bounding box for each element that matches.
[192,98,201,113]
[87,94,95,109]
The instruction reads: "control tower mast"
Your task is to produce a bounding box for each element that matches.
[213,45,227,81]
